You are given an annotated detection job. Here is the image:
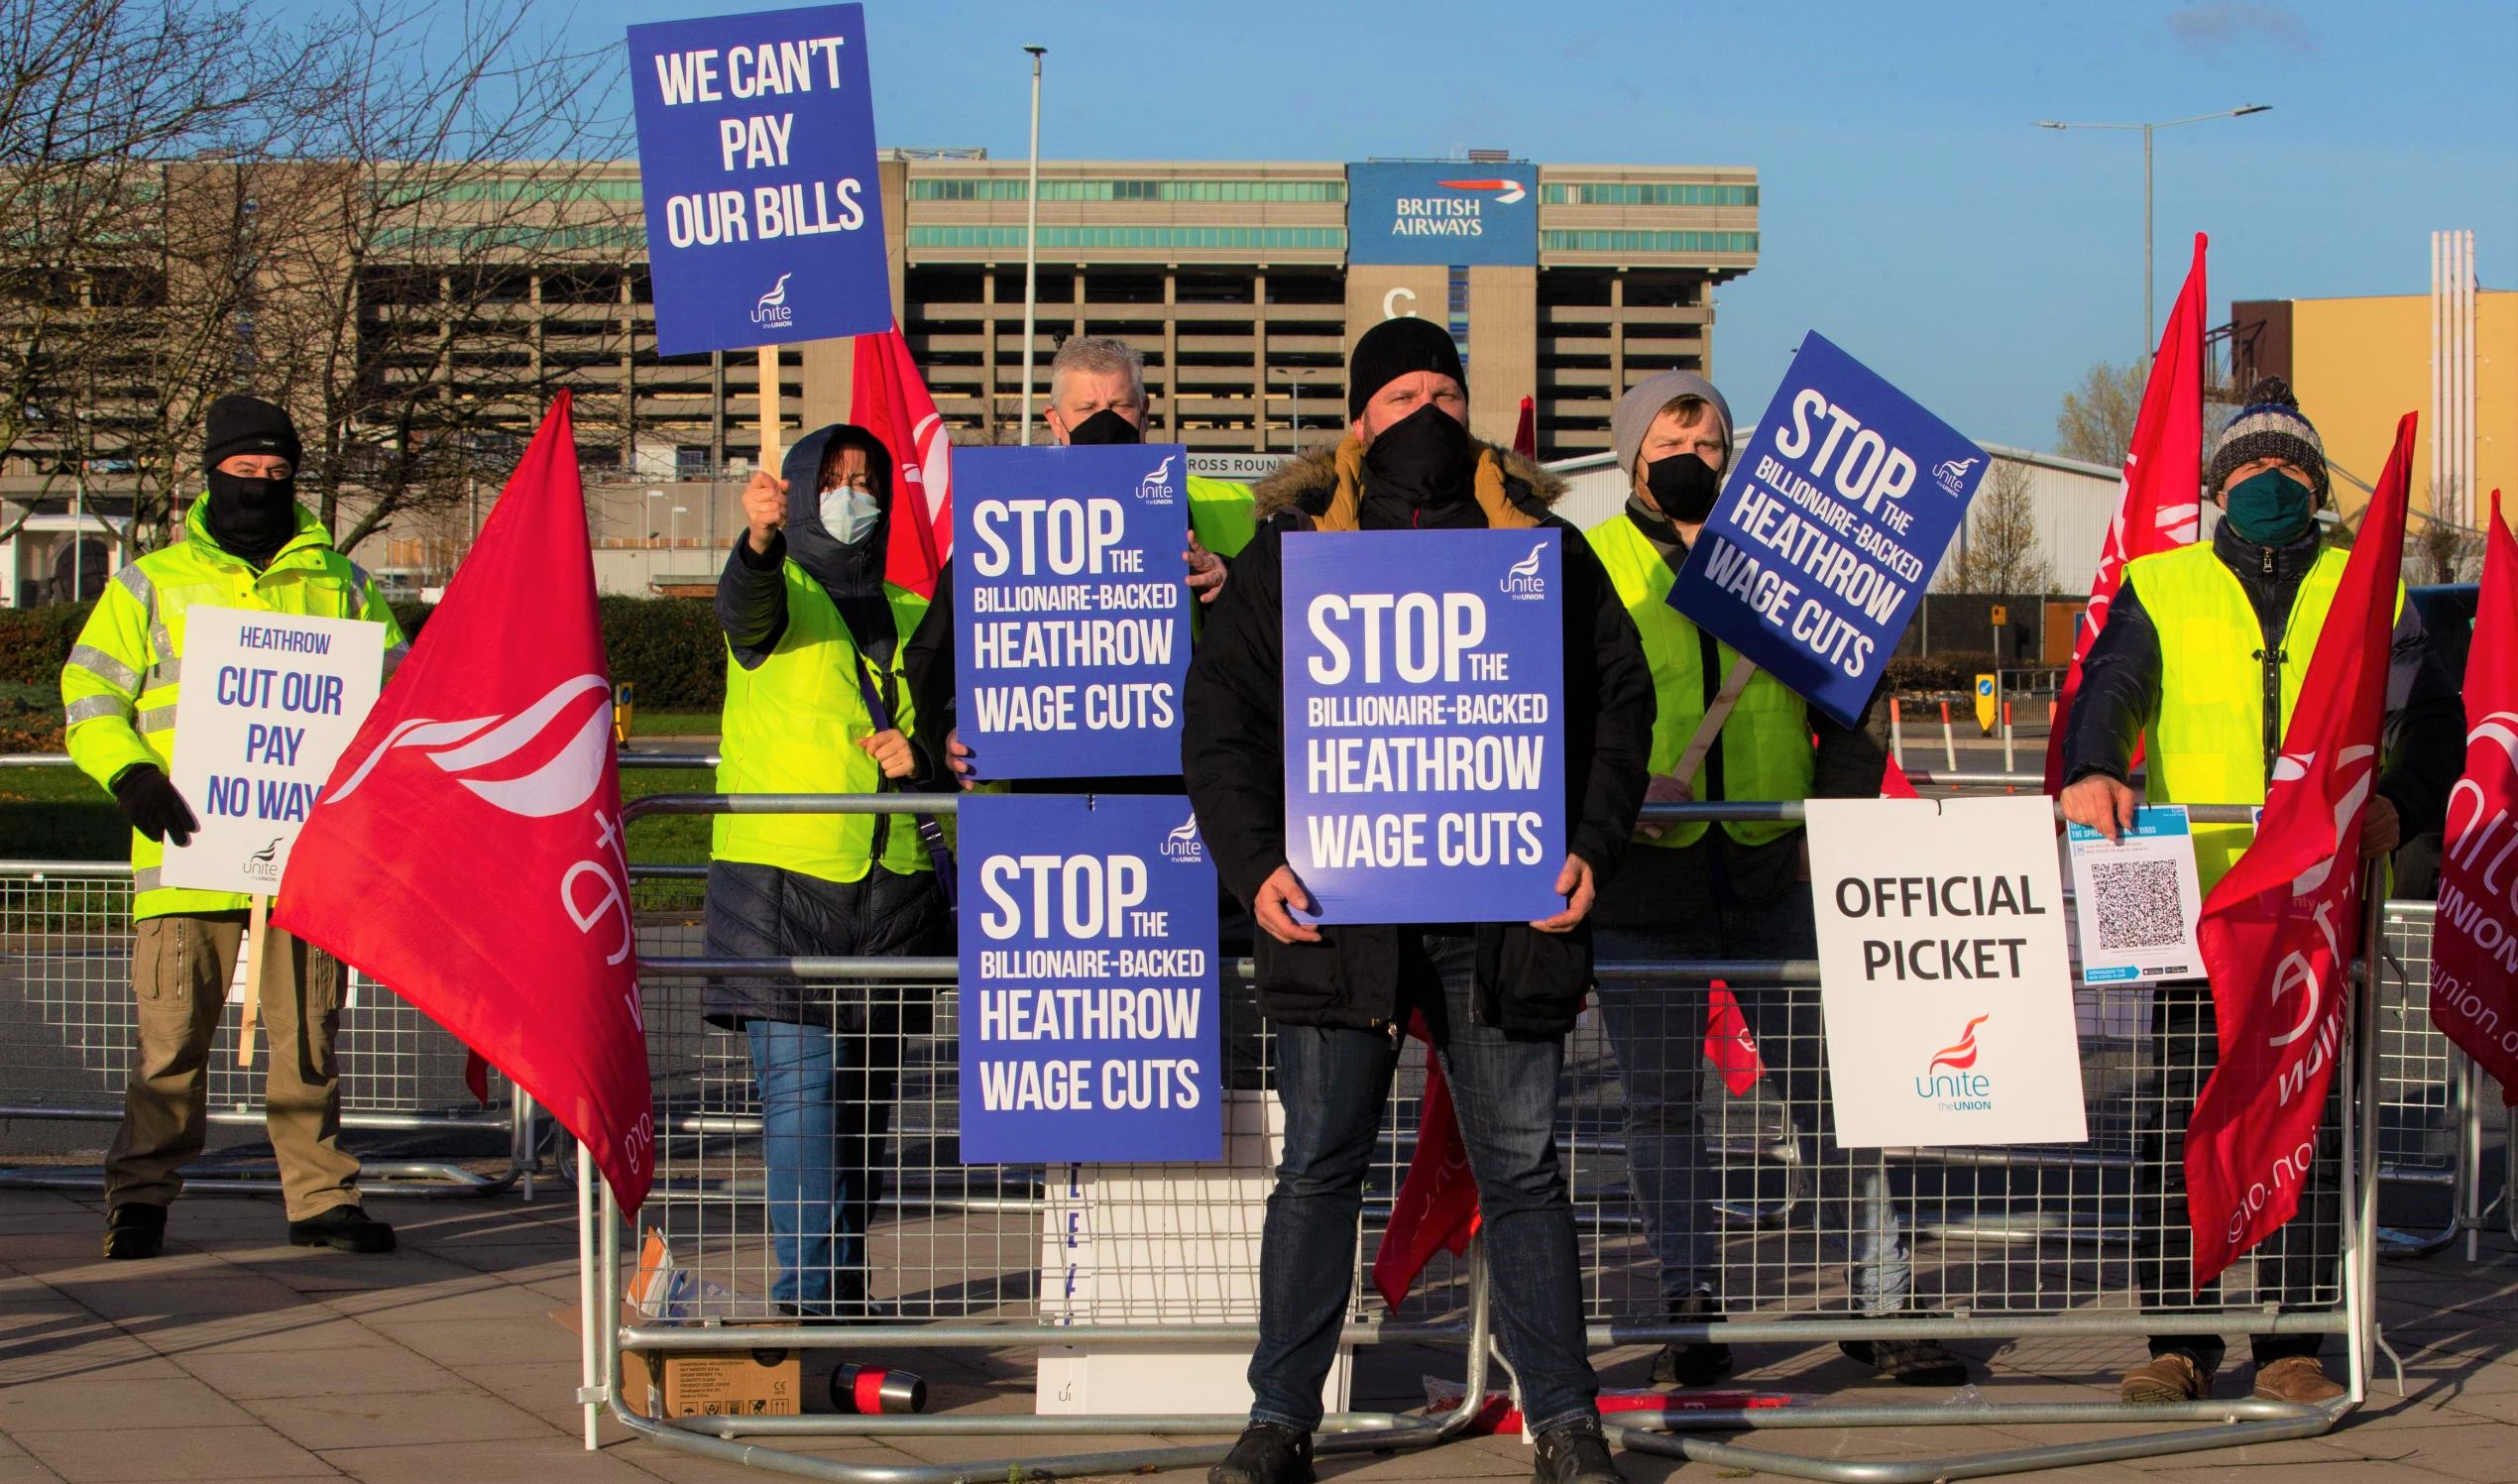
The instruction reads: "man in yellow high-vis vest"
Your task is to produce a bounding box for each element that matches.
[2062,378,2461,1406]
[61,396,404,1260]
[1585,371,1967,1391]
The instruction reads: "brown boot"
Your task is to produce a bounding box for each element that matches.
[2119,1352,2213,1404]
[2251,1355,2345,1404]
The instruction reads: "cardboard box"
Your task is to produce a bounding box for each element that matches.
[624,1344,801,1418]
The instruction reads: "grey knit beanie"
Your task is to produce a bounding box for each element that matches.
[1612,370,1734,476]
[2207,376,2328,502]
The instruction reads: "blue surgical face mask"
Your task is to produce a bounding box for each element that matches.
[820,486,880,545]
[2222,467,2315,545]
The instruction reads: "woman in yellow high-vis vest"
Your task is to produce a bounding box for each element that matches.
[1585,372,1967,1391]
[2061,378,2461,1407]
[702,422,952,1319]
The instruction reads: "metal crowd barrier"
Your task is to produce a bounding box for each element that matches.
[575,792,2400,1484]
[0,855,540,1199]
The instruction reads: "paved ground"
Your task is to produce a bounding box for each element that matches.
[5,1186,2518,1484]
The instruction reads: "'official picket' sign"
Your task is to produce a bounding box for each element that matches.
[1667,332,1987,728]
[958,794,1221,1164]
[1281,528,1566,924]
[626,3,890,356]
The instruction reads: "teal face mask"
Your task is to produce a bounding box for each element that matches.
[2222,468,2315,545]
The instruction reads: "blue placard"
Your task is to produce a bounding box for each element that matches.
[958,794,1221,1164]
[1280,529,1566,924]
[1346,163,1538,267]
[1665,332,1987,728]
[626,4,891,357]
[952,445,1194,779]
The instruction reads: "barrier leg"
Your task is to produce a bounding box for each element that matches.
[578,1143,600,1450]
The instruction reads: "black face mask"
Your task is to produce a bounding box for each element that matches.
[1064,408,1142,446]
[1645,452,1723,524]
[201,469,298,567]
[1362,402,1478,509]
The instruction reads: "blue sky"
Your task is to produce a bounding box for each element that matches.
[429,1,2518,449]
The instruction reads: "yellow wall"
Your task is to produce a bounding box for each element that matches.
[2288,290,2515,529]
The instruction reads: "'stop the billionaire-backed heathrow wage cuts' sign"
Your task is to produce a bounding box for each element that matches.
[953,445,1194,779]
[1282,529,1566,924]
[626,3,889,356]
[1805,795,2086,1148]
[959,793,1221,1164]
[163,607,385,897]
[1666,332,1988,728]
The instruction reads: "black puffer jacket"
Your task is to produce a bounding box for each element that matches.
[2062,518,2462,833]
[1183,440,1655,1039]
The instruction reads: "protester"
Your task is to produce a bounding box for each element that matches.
[61,395,403,1259]
[703,422,951,1319]
[905,334,1256,788]
[1583,371,1969,1388]
[2062,377,2461,1405]
[1185,316,1654,1484]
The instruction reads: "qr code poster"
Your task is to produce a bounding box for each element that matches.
[2064,805,2205,985]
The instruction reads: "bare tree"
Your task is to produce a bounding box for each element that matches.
[2412,480,2478,585]
[228,2,638,556]
[0,0,305,547]
[1938,460,2057,595]
[2055,360,2145,470]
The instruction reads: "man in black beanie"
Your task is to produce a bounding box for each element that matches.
[1185,318,1653,1484]
[60,394,403,1259]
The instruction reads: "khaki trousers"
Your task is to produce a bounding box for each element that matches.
[103,913,362,1221]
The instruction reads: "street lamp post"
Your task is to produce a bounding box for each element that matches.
[1019,46,1047,446]
[2036,104,2270,356]
[645,489,664,547]
[672,505,688,547]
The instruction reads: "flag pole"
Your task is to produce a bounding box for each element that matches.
[235,894,268,1067]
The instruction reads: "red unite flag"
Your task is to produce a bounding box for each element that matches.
[274,393,655,1210]
[851,324,954,599]
[2433,489,2518,1101]
[1372,1026,1479,1310]
[2183,411,2417,1287]
[2045,234,2210,794]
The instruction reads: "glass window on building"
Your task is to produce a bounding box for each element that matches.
[1539,182,1760,207]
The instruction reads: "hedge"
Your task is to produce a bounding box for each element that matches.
[0,593,732,727]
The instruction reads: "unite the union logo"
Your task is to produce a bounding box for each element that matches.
[1161,812,1205,863]
[1135,454,1179,506]
[750,273,795,329]
[1499,538,1548,601]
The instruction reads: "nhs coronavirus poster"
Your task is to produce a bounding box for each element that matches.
[626,4,891,355]
[952,445,1194,779]
[958,794,1221,1164]
[1666,332,1987,728]
[1280,529,1566,924]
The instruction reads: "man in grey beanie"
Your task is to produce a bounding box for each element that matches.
[2062,377,2461,1406]
[1583,370,1969,1389]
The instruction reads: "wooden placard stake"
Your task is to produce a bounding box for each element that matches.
[236,893,268,1067]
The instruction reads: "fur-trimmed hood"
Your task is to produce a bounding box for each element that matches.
[1250,436,1567,521]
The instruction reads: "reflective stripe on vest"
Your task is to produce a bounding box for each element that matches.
[1586,514,1812,848]
[2129,540,2398,893]
[714,567,937,884]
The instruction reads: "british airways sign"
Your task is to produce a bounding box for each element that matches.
[1347,163,1539,267]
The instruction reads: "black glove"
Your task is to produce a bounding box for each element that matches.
[111,764,198,847]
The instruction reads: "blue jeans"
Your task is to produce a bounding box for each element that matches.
[1594,891,1911,1313]
[1248,938,1597,1436]
[745,1019,897,1313]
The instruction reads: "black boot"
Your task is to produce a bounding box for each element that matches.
[1531,1417,1625,1484]
[1840,1331,1969,1386]
[286,1203,396,1254]
[1208,1422,1313,1484]
[1651,1287,1734,1388]
[102,1203,166,1261]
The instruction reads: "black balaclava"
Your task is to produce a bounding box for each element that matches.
[779,423,898,662]
[200,395,303,568]
[1064,407,1142,445]
[1361,402,1481,523]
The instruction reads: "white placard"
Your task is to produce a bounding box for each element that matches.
[161,606,385,896]
[1806,795,2087,1147]
[2064,805,2206,985]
